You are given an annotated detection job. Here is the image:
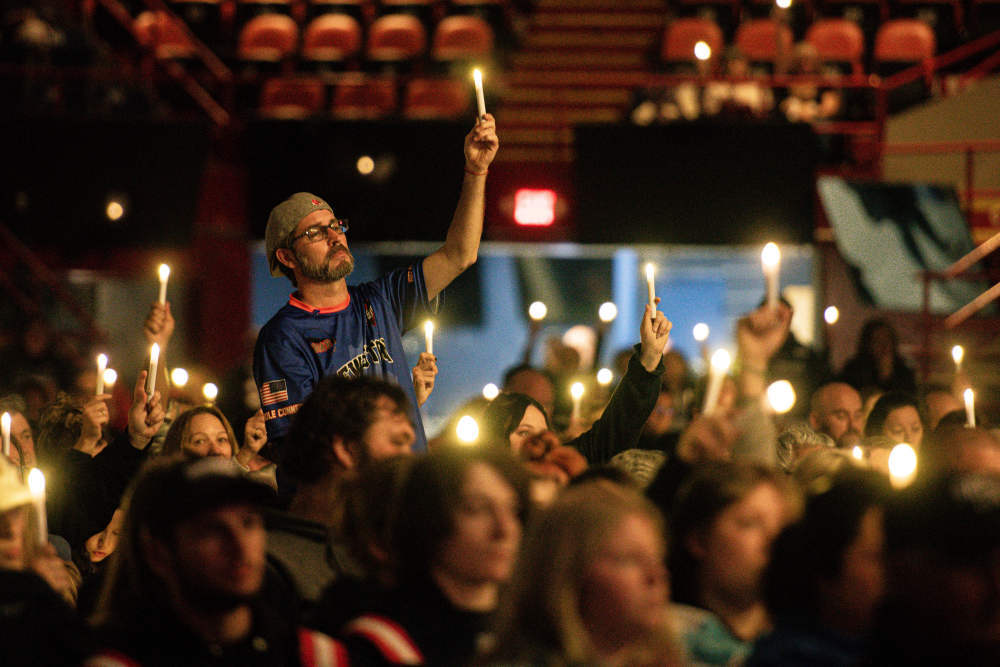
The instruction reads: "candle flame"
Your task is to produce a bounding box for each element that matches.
[598,302,618,323]
[528,301,547,321]
[570,381,585,400]
[964,387,974,402]
[27,468,45,497]
[97,354,108,368]
[645,263,655,282]
[710,348,732,372]
[888,443,917,486]
[202,383,219,401]
[472,68,483,85]
[597,368,613,386]
[761,242,781,268]
[424,320,434,336]
[456,415,479,444]
[824,306,839,325]
[693,322,710,342]
[158,264,171,281]
[482,383,499,400]
[103,368,118,387]
[171,367,189,388]
[952,345,964,365]
[149,343,160,364]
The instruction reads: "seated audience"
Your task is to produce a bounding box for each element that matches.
[337,446,530,666]
[668,462,801,665]
[88,457,344,663]
[749,468,890,666]
[482,482,681,666]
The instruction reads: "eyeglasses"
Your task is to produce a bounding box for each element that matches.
[289,219,350,245]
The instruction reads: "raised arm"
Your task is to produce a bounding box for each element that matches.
[422,114,499,301]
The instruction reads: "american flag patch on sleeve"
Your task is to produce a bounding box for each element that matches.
[260,379,289,406]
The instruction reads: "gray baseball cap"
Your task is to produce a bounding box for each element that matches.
[265,192,334,277]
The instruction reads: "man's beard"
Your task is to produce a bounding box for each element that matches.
[296,244,355,283]
[171,556,261,613]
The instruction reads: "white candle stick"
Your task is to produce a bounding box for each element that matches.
[570,382,585,420]
[761,242,781,309]
[1,412,10,459]
[27,468,46,545]
[703,349,732,415]
[964,387,976,428]
[96,354,108,395]
[146,343,160,397]
[157,264,171,305]
[645,263,656,312]
[952,345,964,373]
[472,68,486,119]
[424,320,434,356]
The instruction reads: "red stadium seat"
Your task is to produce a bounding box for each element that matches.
[134,11,196,60]
[874,18,936,62]
[301,13,363,64]
[237,13,299,62]
[734,19,794,63]
[366,14,427,63]
[661,17,724,64]
[431,15,494,62]
[402,77,470,118]
[805,18,865,72]
[330,75,398,118]
[259,77,326,117]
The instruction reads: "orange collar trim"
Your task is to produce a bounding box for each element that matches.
[288,293,351,314]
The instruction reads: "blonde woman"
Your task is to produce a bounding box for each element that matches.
[482,482,681,667]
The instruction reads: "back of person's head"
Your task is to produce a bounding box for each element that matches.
[160,405,238,460]
[764,468,890,630]
[922,424,1000,477]
[864,392,921,439]
[791,447,862,496]
[92,456,273,627]
[282,375,409,484]
[875,472,1000,661]
[339,455,415,585]
[35,393,85,466]
[501,365,556,418]
[487,482,677,665]
[669,462,799,606]
[777,422,836,472]
[390,446,530,583]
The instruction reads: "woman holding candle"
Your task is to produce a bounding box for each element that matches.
[480,303,672,466]
[0,459,91,663]
[35,371,164,550]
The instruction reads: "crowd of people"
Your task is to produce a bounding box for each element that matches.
[2,116,1000,667]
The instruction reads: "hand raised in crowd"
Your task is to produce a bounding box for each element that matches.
[412,352,438,406]
[676,411,739,464]
[464,113,499,174]
[75,394,111,457]
[235,409,270,471]
[639,301,673,372]
[127,370,164,450]
[737,301,792,369]
[29,542,76,600]
[143,301,175,350]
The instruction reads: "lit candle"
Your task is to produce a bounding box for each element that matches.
[952,345,964,373]
[645,263,656,312]
[146,343,160,397]
[482,383,499,400]
[424,320,434,356]
[171,367,189,388]
[703,349,732,415]
[888,443,917,489]
[96,354,108,395]
[157,264,171,305]
[824,306,839,325]
[693,322,710,342]
[964,387,976,428]
[27,468,46,545]
[528,301,547,321]
[851,445,864,461]
[103,368,118,390]
[766,380,796,414]
[472,68,486,119]
[203,382,218,404]
[596,368,613,386]
[598,302,618,323]
[570,381,585,420]
[1,412,10,459]
[456,415,479,444]
[761,242,781,309]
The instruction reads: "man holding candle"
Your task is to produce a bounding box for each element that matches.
[255,115,498,462]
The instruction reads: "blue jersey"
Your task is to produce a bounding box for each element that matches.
[254,261,438,456]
